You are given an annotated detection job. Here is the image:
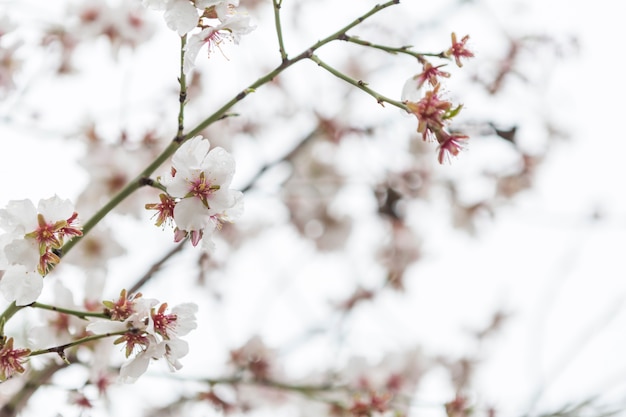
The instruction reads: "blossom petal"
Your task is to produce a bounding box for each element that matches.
[183,29,213,74]
[0,265,43,306]
[172,136,211,172]
[204,147,235,186]
[173,198,211,231]
[0,199,37,234]
[37,195,75,223]
[164,0,198,36]
[86,320,127,334]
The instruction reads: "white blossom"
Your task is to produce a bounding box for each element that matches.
[162,136,242,248]
[0,196,81,305]
[183,14,255,74]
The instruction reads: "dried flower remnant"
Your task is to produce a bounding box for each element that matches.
[102,289,144,321]
[0,337,30,381]
[145,193,176,228]
[400,32,473,163]
[414,61,451,89]
[405,84,452,142]
[436,132,469,165]
[445,33,474,68]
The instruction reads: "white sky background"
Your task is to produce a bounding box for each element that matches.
[1,0,626,416]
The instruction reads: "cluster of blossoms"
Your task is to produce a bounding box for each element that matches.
[141,0,256,73]
[0,196,82,305]
[146,136,243,252]
[87,289,198,382]
[402,33,474,164]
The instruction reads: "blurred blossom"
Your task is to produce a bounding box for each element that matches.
[29,281,88,349]
[73,1,155,55]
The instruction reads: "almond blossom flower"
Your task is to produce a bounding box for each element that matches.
[151,136,243,250]
[183,13,255,74]
[0,196,82,305]
[149,302,198,340]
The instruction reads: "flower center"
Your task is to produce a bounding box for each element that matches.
[187,172,220,208]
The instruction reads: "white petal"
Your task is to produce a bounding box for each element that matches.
[401,76,424,103]
[171,303,198,336]
[200,220,217,252]
[183,29,213,74]
[164,0,198,36]
[216,190,244,221]
[206,189,238,215]
[220,14,255,42]
[0,199,37,234]
[164,338,189,370]
[119,336,165,383]
[86,320,127,334]
[194,0,223,8]
[164,172,193,198]
[37,195,74,223]
[3,237,39,269]
[119,351,151,383]
[142,0,168,10]
[173,198,211,231]
[172,136,211,172]
[0,265,43,305]
[204,146,235,185]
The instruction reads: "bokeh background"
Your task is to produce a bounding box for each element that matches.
[1,0,625,416]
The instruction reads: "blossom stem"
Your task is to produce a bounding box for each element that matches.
[177,34,188,141]
[308,54,408,111]
[28,330,128,357]
[340,34,446,60]
[272,0,288,62]
[0,302,20,337]
[144,179,168,192]
[28,302,108,320]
